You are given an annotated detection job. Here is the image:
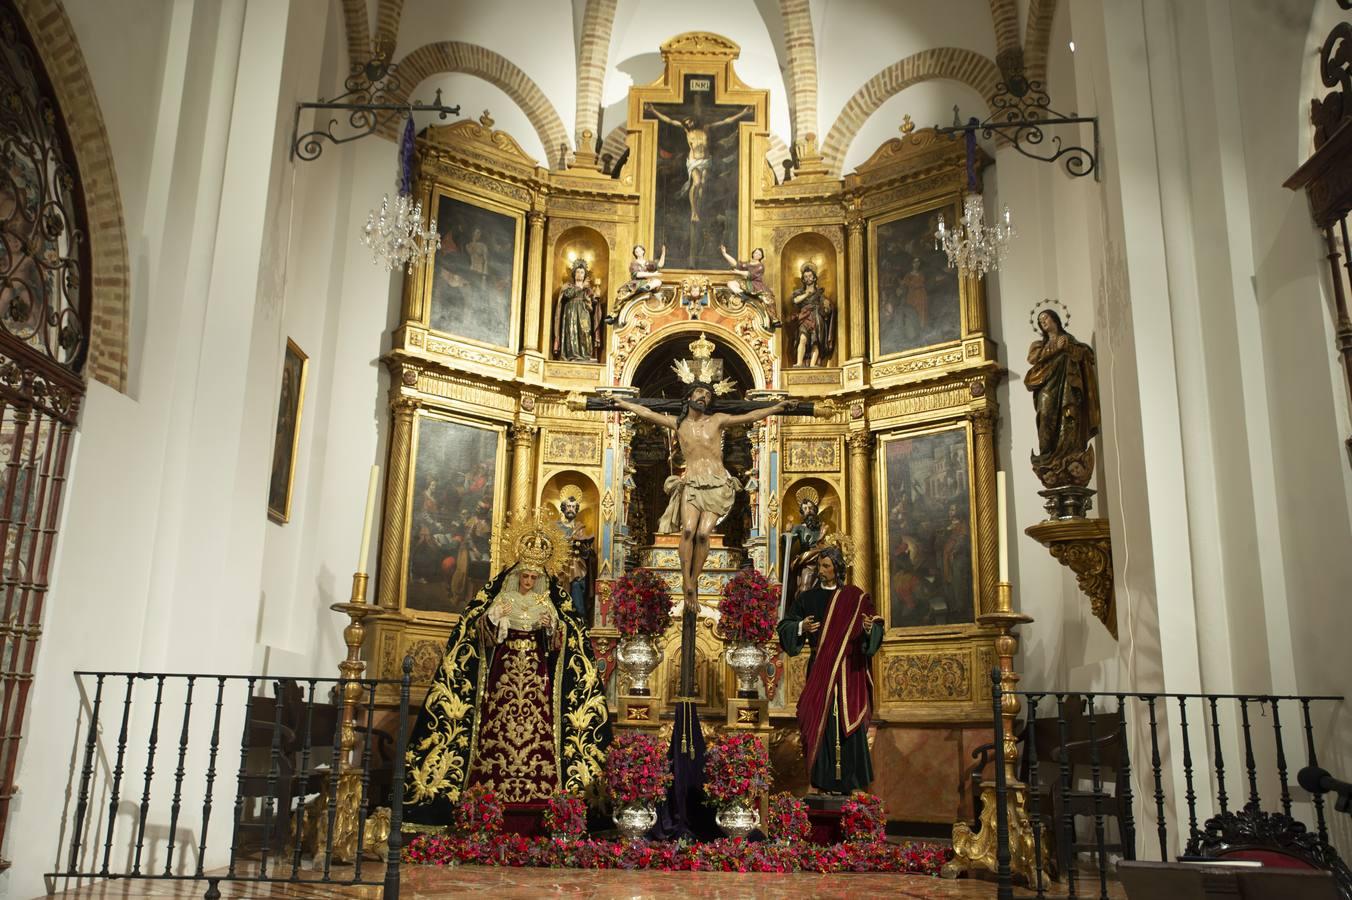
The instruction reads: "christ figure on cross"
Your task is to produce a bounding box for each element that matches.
[644,103,752,225]
[600,336,805,694]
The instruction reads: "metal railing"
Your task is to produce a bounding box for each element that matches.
[984,669,1344,899]
[47,657,413,899]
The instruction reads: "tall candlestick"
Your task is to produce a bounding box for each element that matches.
[357,465,380,576]
[996,471,1009,583]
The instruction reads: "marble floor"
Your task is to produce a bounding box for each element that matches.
[42,864,1125,899]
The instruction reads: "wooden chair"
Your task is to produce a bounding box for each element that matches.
[1185,803,1352,900]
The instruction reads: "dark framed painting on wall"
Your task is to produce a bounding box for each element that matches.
[428,189,523,351]
[876,423,977,629]
[643,72,752,270]
[403,411,507,618]
[869,200,965,360]
[267,339,308,523]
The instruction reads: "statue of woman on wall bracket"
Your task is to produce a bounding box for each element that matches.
[1025,303,1101,518]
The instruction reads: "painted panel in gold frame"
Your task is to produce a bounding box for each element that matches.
[868,197,967,362]
[402,409,508,620]
[267,338,308,524]
[875,422,977,631]
[424,186,525,354]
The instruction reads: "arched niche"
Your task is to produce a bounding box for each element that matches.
[778,232,841,368]
[779,477,842,534]
[547,225,610,363]
[537,470,601,537]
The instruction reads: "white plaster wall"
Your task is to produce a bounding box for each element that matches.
[840,80,992,174]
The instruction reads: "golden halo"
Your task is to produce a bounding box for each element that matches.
[820,532,857,571]
[500,509,571,578]
[794,485,820,508]
[1029,298,1071,336]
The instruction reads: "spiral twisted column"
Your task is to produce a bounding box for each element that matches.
[376,395,421,611]
[846,215,867,360]
[846,429,875,595]
[523,210,547,354]
[509,423,540,516]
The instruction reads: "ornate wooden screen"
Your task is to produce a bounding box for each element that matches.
[0,1,91,867]
[1286,4,1352,467]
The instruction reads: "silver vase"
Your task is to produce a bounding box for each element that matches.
[715,796,760,839]
[616,634,662,695]
[613,802,657,841]
[725,641,767,698]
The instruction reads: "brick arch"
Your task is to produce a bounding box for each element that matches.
[391,41,571,168]
[820,48,1001,176]
[988,0,1022,58]
[16,0,130,391]
[340,0,371,64]
[575,0,618,149]
[1024,0,1058,86]
[374,0,403,54]
[778,0,819,144]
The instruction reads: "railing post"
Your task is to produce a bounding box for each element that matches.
[384,656,413,900]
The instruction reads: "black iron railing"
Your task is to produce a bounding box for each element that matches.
[982,669,1345,899]
[48,657,413,900]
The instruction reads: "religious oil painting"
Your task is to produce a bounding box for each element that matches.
[406,413,505,617]
[267,339,308,524]
[878,426,976,629]
[871,203,963,359]
[644,73,751,270]
[429,192,522,350]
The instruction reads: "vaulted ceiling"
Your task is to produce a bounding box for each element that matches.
[340,0,1065,174]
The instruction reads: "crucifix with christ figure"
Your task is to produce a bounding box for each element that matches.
[588,334,815,697]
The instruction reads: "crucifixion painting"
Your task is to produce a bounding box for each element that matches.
[644,75,753,270]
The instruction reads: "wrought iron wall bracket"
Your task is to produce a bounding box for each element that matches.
[289,57,460,162]
[936,69,1101,180]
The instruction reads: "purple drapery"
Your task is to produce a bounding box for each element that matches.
[399,115,416,196]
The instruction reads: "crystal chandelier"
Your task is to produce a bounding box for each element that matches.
[361,191,438,274]
[934,122,1015,277]
[935,193,1014,278]
[360,115,439,274]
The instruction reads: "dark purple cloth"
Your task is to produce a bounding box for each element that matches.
[653,701,719,840]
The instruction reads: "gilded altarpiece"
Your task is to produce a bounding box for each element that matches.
[365,36,1003,743]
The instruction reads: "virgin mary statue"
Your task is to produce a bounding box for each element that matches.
[403,511,611,829]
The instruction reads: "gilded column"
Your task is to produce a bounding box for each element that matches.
[376,394,421,611]
[509,423,539,515]
[523,209,547,354]
[846,430,875,596]
[972,410,999,615]
[846,215,867,360]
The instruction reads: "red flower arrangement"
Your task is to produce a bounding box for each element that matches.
[717,568,780,644]
[453,784,504,836]
[604,732,672,805]
[543,792,587,839]
[840,790,886,843]
[403,833,954,875]
[767,792,810,843]
[704,733,771,807]
[611,568,674,637]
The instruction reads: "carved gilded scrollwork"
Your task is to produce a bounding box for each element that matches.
[882,653,971,702]
[1025,517,1116,639]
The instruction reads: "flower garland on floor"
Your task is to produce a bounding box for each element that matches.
[704,733,771,808]
[767,792,811,843]
[840,791,886,843]
[403,833,954,875]
[717,568,780,644]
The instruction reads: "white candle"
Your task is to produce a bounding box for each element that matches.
[997,471,1009,583]
[357,465,380,575]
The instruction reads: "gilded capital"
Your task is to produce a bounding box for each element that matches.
[846,430,875,455]
[527,209,546,227]
[510,423,539,447]
[392,395,422,416]
[846,216,866,236]
[972,409,996,436]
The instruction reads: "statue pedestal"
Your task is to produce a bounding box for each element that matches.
[617,693,663,730]
[724,696,769,730]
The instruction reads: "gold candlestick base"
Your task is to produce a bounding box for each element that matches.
[943,581,1051,885]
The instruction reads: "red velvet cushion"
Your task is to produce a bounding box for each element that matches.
[1216,847,1319,870]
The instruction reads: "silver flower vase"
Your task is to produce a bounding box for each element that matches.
[725,640,767,699]
[715,796,760,839]
[616,634,662,695]
[613,802,657,841]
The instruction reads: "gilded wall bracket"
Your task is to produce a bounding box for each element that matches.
[1024,518,1116,639]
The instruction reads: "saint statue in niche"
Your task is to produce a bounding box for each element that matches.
[1025,308,1101,489]
[614,244,666,304]
[552,259,603,362]
[718,245,774,305]
[790,263,835,367]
